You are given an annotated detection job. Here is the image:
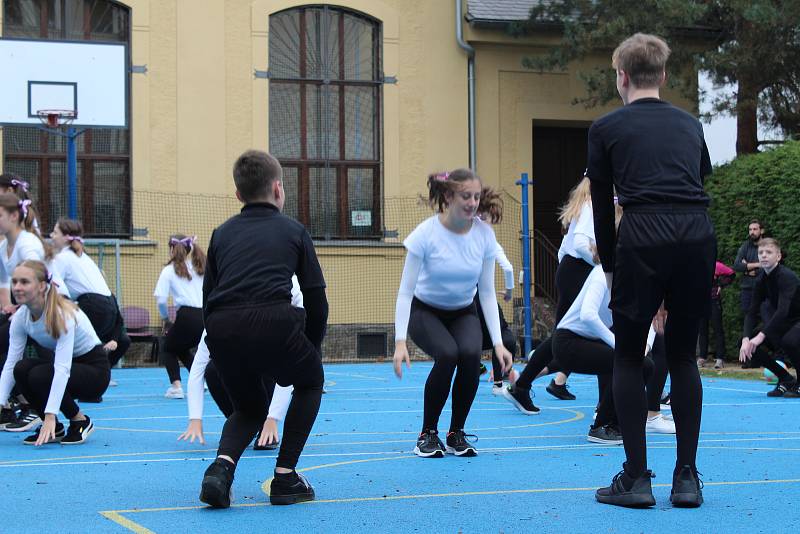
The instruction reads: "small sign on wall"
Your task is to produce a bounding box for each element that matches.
[351,210,372,227]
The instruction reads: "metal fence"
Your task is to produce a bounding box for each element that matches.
[91,189,527,366]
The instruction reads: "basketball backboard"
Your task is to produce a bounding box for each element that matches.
[0,37,127,128]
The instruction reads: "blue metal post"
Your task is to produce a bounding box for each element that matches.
[516,173,532,359]
[67,127,78,219]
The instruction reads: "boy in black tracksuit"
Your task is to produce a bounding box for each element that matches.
[588,33,715,508]
[740,238,800,396]
[199,150,328,508]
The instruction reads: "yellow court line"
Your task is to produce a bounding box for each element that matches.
[100,476,800,533]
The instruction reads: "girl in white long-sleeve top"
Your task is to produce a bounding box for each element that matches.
[393,168,512,458]
[154,234,206,399]
[49,218,130,368]
[0,260,108,445]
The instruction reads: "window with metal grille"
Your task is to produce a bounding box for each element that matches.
[268,6,382,240]
[2,0,131,237]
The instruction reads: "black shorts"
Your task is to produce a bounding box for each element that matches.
[611,204,716,323]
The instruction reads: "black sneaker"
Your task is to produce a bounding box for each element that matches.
[23,422,65,445]
[0,407,17,430]
[660,393,671,410]
[501,385,540,415]
[671,465,703,507]
[445,429,478,457]
[546,379,576,401]
[782,384,800,398]
[767,380,796,397]
[199,458,235,508]
[587,424,624,445]
[5,406,42,432]
[479,363,488,376]
[253,431,280,451]
[413,429,445,458]
[269,471,315,505]
[596,468,656,508]
[62,417,94,445]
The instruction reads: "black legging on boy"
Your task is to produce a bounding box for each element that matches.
[551,329,653,428]
[13,345,110,419]
[204,359,276,419]
[205,300,324,470]
[77,293,131,367]
[750,322,800,382]
[163,306,204,383]
[408,297,482,432]
[646,333,668,412]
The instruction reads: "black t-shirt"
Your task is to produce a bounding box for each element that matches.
[744,264,800,343]
[203,202,326,316]
[587,98,713,271]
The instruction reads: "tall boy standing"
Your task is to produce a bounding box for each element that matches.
[199,150,328,507]
[588,33,715,508]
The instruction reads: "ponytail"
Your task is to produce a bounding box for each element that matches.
[167,234,205,280]
[56,218,86,257]
[478,186,503,224]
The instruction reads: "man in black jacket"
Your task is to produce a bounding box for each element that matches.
[734,220,765,313]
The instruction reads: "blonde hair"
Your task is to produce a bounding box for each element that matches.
[612,33,671,89]
[558,177,591,229]
[18,260,77,338]
[758,237,781,252]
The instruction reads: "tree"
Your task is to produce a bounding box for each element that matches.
[513,0,800,155]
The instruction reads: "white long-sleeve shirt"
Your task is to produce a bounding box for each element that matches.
[495,243,514,290]
[186,276,302,421]
[557,265,655,351]
[395,215,502,345]
[0,305,101,414]
[557,202,596,266]
[49,248,112,299]
[153,261,203,319]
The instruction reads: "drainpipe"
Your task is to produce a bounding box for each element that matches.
[455,0,476,170]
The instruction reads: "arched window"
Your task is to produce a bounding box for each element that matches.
[269,5,382,239]
[2,0,130,236]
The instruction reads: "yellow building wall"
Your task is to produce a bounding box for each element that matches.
[0,0,702,328]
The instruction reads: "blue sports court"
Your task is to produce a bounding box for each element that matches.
[1,363,795,533]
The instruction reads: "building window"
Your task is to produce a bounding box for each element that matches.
[268,6,382,239]
[2,0,131,237]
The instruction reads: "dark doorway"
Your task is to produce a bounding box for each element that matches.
[532,124,589,247]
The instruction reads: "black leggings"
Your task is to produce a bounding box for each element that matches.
[163,306,203,383]
[646,333,668,412]
[614,312,702,479]
[698,297,725,360]
[552,329,653,428]
[205,303,323,470]
[516,255,593,390]
[409,298,482,432]
[13,346,110,420]
[750,322,800,382]
[204,359,276,419]
[77,293,131,368]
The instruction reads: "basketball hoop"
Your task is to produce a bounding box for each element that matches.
[36,109,77,129]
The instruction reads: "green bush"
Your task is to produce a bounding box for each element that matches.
[706,140,800,360]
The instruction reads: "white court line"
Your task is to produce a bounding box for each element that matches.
[704,386,771,394]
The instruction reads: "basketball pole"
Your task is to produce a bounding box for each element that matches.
[67,126,79,219]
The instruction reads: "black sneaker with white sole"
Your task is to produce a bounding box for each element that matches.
[767,380,796,397]
[270,471,315,505]
[501,385,540,415]
[62,416,94,444]
[445,429,478,457]
[596,468,656,508]
[23,422,65,445]
[0,407,17,430]
[546,379,576,401]
[587,424,623,445]
[199,458,235,508]
[413,429,445,458]
[5,406,42,433]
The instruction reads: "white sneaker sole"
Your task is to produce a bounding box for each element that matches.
[501,387,540,415]
[165,392,185,399]
[413,446,444,458]
[62,423,94,445]
[445,445,477,457]
[491,386,505,396]
[646,425,676,434]
[586,435,623,445]
[5,418,42,432]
